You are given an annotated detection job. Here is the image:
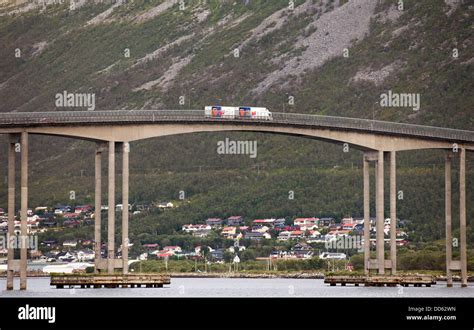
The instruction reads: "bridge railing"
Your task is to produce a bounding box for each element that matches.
[0,110,472,142]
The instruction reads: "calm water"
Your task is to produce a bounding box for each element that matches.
[0,277,473,297]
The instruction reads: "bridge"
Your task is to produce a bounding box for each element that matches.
[1,110,472,289]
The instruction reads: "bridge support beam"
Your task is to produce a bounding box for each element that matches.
[20,132,28,290]
[459,148,467,287]
[390,151,397,274]
[363,154,370,275]
[6,135,17,290]
[94,143,106,273]
[376,150,385,275]
[445,153,453,287]
[122,142,129,274]
[445,150,468,287]
[107,141,115,274]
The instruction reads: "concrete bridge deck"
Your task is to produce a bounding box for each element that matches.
[0,110,473,144]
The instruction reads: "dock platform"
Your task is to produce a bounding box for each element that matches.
[51,274,171,288]
[324,275,435,287]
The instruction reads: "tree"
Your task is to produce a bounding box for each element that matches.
[241,249,256,262]
[201,246,210,260]
[223,251,233,263]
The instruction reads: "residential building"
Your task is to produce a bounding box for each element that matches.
[206,218,223,227]
[245,231,267,241]
[211,249,224,261]
[277,231,291,241]
[221,226,236,238]
[63,240,78,248]
[319,217,335,227]
[227,216,244,226]
[252,225,269,233]
[74,205,93,214]
[319,252,347,260]
[342,223,356,231]
[163,246,182,254]
[290,230,304,239]
[182,224,211,233]
[341,217,355,224]
[293,217,319,230]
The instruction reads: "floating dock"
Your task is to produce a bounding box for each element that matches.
[51,274,171,288]
[324,275,436,287]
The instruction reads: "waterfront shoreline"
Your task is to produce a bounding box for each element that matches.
[1,271,473,281]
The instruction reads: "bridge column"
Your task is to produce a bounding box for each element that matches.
[94,143,104,273]
[122,142,129,274]
[445,153,453,287]
[20,132,28,290]
[363,154,370,275]
[376,150,385,275]
[6,136,17,290]
[390,151,397,274]
[459,148,467,287]
[107,141,115,274]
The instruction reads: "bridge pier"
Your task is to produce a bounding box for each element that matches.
[20,132,28,290]
[6,135,18,290]
[445,153,453,287]
[94,143,106,273]
[445,150,468,287]
[93,141,130,275]
[364,151,397,275]
[5,133,29,290]
[390,151,397,274]
[363,154,370,275]
[376,150,385,275]
[459,148,467,287]
[122,142,129,274]
[107,141,115,274]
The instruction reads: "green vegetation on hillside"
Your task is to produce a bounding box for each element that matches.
[0,0,472,253]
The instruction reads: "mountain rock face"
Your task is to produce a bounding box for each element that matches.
[0,0,472,126]
[0,0,472,242]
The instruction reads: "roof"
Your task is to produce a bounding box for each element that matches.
[294,217,318,221]
[206,218,222,222]
[245,231,263,236]
[290,231,303,235]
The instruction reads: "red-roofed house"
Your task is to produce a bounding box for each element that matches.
[75,205,93,214]
[222,226,236,238]
[163,246,182,254]
[293,218,319,230]
[290,230,304,239]
[342,223,356,231]
[63,213,79,219]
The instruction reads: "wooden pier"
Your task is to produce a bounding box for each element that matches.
[50,274,171,289]
[324,275,436,287]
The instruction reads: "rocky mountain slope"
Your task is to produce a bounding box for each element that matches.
[0,0,472,243]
